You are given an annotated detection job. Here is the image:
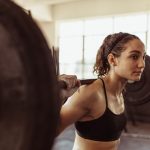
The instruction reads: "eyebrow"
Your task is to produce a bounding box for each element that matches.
[129,50,146,55]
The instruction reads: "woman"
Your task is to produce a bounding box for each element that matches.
[58,32,146,150]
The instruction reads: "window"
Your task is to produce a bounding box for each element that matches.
[59,21,84,78]
[114,13,147,46]
[58,12,149,79]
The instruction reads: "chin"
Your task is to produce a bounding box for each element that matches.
[132,77,142,82]
[127,76,141,83]
[134,79,141,82]
[136,75,142,80]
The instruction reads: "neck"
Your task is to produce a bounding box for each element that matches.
[103,74,127,96]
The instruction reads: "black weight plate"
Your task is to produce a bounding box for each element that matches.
[0,1,60,150]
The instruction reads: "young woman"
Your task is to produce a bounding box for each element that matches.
[58,32,146,150]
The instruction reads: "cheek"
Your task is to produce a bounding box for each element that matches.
[115,61,133,75]
[118,58,135,69]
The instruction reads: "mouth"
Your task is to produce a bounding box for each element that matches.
[133,71,143,76]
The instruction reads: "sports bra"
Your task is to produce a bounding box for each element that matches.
[75,78,127,141]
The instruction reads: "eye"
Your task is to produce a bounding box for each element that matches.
[131,54,139,60]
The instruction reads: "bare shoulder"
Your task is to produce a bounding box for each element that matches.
[58,79,105,133]
[74,79,104,104]
[61,79,102,115]
[80,79,104,96]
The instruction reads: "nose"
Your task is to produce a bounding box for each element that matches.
[138,57,145,69]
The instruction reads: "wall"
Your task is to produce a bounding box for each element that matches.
[37,21,55,48]
[38,0,150,46]
[52,0,150,20]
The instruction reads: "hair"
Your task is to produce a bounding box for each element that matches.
[93,32,142,77]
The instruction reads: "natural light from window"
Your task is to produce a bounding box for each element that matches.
[58,12,150,79]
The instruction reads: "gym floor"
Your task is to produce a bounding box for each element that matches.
[52,121,150,150]
[119,121,150,150]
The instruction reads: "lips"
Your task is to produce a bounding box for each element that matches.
[133,71,143,75]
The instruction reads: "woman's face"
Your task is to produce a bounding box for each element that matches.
[114,39,146,81]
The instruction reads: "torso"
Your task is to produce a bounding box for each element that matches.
[73,78,126,150]
[73,133,120,150]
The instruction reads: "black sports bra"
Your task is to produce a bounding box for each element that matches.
[75,78,127,141]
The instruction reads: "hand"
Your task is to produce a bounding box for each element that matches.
[58,74,80,103]
[58,74,80,89]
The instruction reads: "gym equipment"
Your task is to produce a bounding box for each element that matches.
[0,1,60,150]
[59,78,96,89]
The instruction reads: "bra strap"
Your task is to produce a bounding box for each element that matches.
[99,78,108,107]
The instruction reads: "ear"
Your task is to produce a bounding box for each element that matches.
[107,53,117,66]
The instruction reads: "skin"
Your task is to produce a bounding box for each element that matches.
[58,39,146,150]
[59,74,80,103]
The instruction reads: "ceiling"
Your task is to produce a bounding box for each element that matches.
[14,0,80,6]
[13,0,81,21]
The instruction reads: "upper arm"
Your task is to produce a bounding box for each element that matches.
[58,86,90,133]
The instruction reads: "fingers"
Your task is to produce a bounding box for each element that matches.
[58,74,80,103]
[58,74,80,89]
[65,75,78,89]
[60,87,78,104]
